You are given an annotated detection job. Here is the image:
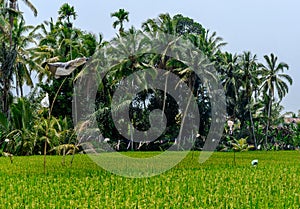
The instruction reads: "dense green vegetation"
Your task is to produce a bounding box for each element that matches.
[0,1,298,157]
[0,152,299,208]
[1,2,299,208]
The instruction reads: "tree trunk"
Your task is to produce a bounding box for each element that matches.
[0,44,17,117]
[16,76,19,97]
[3,82,10,117]
[9,0,17,47]
[265,94,273,146]
[249,109,257,149]
[20,83,23,98]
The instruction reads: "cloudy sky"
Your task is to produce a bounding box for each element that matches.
[22,0,300,113]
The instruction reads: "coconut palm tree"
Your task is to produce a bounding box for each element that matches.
[32,5,101,132]
[0,0,10,38]
[220,52,240,118]
[259,53,292,144]
[142,13,226,62]
[33,19,80,81]
[238,51,260,147]
[0,0,37,115]
[0,42,17,116]
[34,3,98,80]
[57,3,78,62]
[142,14,227,146]
[2,0,37,45]
[111,9,129,34]
[92,28,151,146]
[12,17,37,97]
[6,0,37,16]
[201,30,226,61]
[142,13,176,35]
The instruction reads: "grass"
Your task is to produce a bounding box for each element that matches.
[0,151,299,208]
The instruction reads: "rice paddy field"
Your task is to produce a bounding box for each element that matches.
[0,151,299,208]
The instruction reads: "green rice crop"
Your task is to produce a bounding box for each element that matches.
[0,151,299,208]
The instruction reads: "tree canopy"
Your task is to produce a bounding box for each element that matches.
[0,5,297,156]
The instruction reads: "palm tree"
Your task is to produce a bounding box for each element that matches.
[12,17,37,97]
[3,0,37,45]
[0,0,10,38]
[0,42,17,116]
[0,0,37,115]
[142,14,227,146]
[220,52,240,118]
[58,3,77,28]
[111,9,129,34]
[32,6,101,132]
[33,18,82,81]
[201,30,226,60]
[142,13,176,35]
[93,28,151,145]
[142,13,226,63]
[259,53,292,144]
[7,0,37,16]
[238,51,260,147]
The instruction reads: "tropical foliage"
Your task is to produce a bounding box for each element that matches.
[0,3,298,157]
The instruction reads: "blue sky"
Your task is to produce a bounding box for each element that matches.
[22,0,300,113]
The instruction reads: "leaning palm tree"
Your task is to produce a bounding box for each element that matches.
[259,53,293,145]
[111,9,129,34]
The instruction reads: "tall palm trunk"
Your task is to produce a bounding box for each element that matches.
[3,0,17,115]
[162,72,169,117]
[20,81,23,97]
[1,44,17,116]
[249,108,257,148]
[3,80,10,117]
[246,77,257,148]
[265,91,273,145]
[8,0,16,46]
[15,70,24,97]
